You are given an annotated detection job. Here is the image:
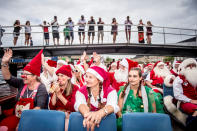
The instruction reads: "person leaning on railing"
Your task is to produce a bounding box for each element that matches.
[74,66,119,131]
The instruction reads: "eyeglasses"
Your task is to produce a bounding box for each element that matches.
[21,73,33,76]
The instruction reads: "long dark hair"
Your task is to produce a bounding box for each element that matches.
[121,68,142,98]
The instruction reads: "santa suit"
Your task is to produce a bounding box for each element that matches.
[170,69,178,77]
[149,70,164,87]
[173,75,197,114]
[108,72,126,92]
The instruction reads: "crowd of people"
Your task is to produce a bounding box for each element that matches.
[0,49,196,131]
[0,15,153,46]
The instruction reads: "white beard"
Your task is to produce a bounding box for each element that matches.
[154,66,171,78]
[114,69,128,83]
[183,67,197,87]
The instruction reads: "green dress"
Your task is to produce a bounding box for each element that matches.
[117,86,164,131]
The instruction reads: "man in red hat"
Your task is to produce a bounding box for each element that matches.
[108,58,138,92]
[145,61,172,93]
[0,49,48,131]
[170,60,181,77]
[173,58,197,116]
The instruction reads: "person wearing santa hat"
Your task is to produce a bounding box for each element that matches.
[170,60,181,77]
[74,66,119,131]
[173,58,197,117]
[142,63,153,79]
[0,49,48,131]
[117,68,157,131]
[145,61,172,93]
[71,64,86,88]
[108,58,138,92]
[108,61,117,73]
[49,64,79,131]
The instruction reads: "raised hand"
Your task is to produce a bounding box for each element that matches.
[2,49,13,63]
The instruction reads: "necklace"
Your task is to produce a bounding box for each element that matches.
[26,88,34,98]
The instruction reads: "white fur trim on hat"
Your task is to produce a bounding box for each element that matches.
[75,64,85,74]
[157,62,164,66]
[164,75,175,87]
[120,58,128,68]
[57,60,67,65]
[164,96,187,125]
[86,68,104,82]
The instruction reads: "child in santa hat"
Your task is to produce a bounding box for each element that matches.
[74,66,119,131]
[0,49,48,131]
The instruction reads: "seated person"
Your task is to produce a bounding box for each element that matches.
[74,66,119,131]
[0,49,48,131]
[173,58,197,117]
[49,65,79,131]
[117,68,159,131]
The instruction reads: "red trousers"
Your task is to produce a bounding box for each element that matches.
[180,102,197,114]
[0,115,20,131]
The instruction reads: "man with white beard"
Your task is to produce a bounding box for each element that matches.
[145,61,172,93]
[108,58,138,92]
[173,58,197,116]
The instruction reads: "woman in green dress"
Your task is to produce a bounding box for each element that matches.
[117,68,157,131]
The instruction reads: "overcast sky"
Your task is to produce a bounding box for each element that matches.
[0,0,197,46]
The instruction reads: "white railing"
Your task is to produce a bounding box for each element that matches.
[0,24,196,47]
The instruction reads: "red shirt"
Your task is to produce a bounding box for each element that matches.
[179,75,197,100]
[49,85,79,112]
[44,27,49,33]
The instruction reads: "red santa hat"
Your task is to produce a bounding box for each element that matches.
[86,66,110,89]
[75,64,85,74]
[153,61,164,68]
[23,49,43,76]
[47,59,57,68]
[119,58,138,71]
[172,60,181,69]
[56,65,72,78]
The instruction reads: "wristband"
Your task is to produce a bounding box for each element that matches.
[1,63,8,67]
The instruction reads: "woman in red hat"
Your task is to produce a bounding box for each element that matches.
[49,65,79,131]
[0,49,48,131]
[74,66,119,131]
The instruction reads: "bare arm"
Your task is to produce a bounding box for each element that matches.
[1,49,12,80]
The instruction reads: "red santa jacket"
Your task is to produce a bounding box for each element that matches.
[150,70,164,86]
[49,85,79,112]
[179,75,197,100]
[170,69,178,77]
[108,72,126,92]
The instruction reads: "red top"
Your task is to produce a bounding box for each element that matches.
[150,70,164,86]
[179,75,197,100]
[108,72,126,92]
[49,85,79,112]
[79,85,114,111]
[44,27,49,33]
[170,69,178,77]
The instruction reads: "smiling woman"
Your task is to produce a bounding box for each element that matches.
[0,49,48,131]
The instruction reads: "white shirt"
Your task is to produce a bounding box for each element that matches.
[40,71,53,93]
[74,88,119,113]
[173,76,191,102]
[78,19,86,30]
[51,20,59,31]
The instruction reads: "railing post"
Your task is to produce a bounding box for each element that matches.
[163,27,166,45]
[195,29,197,46]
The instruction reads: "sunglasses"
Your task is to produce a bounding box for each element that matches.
[21,73,34,78]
